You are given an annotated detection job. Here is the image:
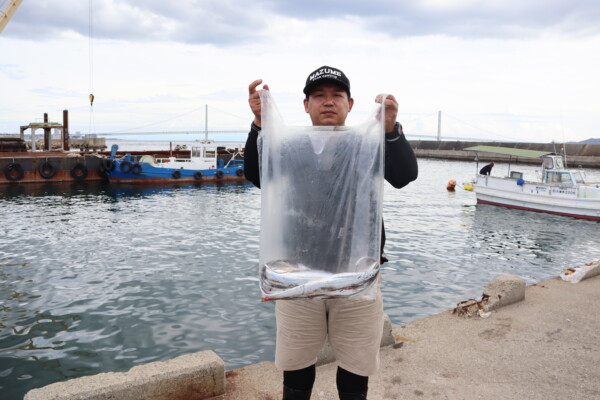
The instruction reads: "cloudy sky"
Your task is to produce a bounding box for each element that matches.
[1,0,599,142]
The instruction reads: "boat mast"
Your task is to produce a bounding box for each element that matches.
[437,111,442,141]
[204,104,208,142]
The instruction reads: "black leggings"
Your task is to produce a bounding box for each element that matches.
[283,365,368,393]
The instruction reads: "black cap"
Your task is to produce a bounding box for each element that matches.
[303,66,351,97]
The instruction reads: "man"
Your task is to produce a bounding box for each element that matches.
[479,162,494,175]
[245,66,418,400]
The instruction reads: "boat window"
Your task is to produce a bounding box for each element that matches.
[192,147,201,157]
[203,149,216,158]
[546,171,572,184]
[555,158,564,168]
[509,171,523,180]
[542,157,554,169]
[572,172,585,184]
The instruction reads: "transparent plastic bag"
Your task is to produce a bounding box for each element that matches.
[258,90,385,301]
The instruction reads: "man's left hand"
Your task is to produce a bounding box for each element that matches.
[375,94,398,133]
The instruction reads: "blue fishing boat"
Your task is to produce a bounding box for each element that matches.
[103,143,246,184]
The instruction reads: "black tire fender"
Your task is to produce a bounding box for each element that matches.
[193,171,203,180]
[215,170,224,179]
[102,158,116,172]
[172,170,181,179]
[236,168,244,177]
[38,161,56,179]
[71,163,88,179]
[132,163,142,175]
[3,163,24,181]
[120,160,132,173]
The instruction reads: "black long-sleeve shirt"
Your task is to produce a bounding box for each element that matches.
[479,163,493,175]
[244,121,418,258]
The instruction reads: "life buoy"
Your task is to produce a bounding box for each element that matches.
[132,163,142,175]
[194,171,203,180]
[215,170,224,179]
[172,170,181,179]
[70,163,88,179]
[446,179,456,192]
[236,168,244,177]
[102,158,115,172]
[3,163,24,181]
[120,160,132,173]
[38,161,56,179]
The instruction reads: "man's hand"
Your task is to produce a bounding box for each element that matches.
[249,79,269,127]
[375,94,398,133]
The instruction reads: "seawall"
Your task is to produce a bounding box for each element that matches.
[409,140,600,168]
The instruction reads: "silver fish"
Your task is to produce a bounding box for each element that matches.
[261,260,334,289]
[261,258,380,301]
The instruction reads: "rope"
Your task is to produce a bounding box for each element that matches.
[400,111,439,125]
[207,105,249,122]
[88,0,94,134]
[107,106,207,134]
[443,112,519,141]
[89,107,96,137]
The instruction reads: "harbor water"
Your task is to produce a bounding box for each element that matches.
[1,153,599,399]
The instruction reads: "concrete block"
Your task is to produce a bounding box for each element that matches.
[560,261,600,283]
[24,350,225,400]
[316,313,394,366]
[483,275,526,311]
[380,314,395,347]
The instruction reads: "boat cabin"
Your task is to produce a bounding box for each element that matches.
[541,154,587,185]
[542,154,564,170]
[465,146,590,187]
[138,143,244,171]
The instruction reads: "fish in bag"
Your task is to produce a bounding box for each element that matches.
[257,90,385,301]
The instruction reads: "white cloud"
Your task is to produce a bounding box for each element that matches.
[6,1,600,43]
[1,1,598,143]
[6,0,269,44]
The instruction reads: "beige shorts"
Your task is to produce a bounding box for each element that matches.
[274,284,384,377]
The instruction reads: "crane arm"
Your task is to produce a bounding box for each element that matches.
[0,0,24,34]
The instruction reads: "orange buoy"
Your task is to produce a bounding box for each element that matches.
[447,179,456,191]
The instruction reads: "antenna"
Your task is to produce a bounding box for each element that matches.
[561,117,568,168]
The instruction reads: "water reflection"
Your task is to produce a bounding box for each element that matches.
[1,160,598,399]
[0,180,254,201]
[0,178,268,399]
[106,180,253,199]
[0,181,112,199]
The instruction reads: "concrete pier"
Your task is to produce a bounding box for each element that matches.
[24,266,600,400]
[216,271,600,400]
[24,351,225,400]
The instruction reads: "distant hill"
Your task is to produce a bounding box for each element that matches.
[572,138,600,144]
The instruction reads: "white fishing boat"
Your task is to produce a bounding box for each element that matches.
[465,146,600,221]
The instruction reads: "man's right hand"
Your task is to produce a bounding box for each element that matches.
[249,79,269,128]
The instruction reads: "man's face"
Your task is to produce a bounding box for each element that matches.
[303,83,354,126]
